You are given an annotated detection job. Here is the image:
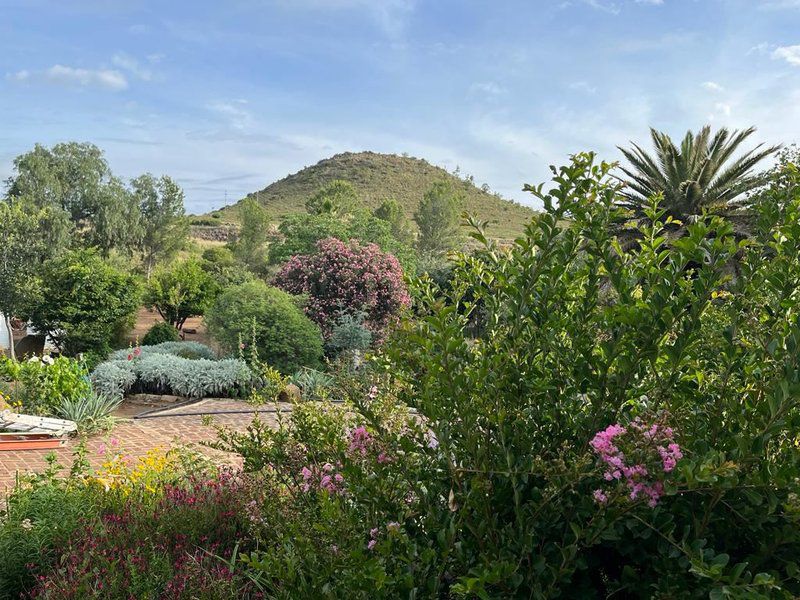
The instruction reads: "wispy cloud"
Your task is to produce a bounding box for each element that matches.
[206,100,253,130]
[702,81,724,92]
[7,65,128,91]
[272,0,416,38]
[112,53,153,81]
[569,81,598,95]
[470,82,507,96]
[772,44,800,65]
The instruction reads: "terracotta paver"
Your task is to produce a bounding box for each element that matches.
[0,401,289,493]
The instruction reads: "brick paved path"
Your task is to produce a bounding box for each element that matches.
[0,400,287,492]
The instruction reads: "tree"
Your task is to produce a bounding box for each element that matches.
[229,197,270,274]
[618,126,779,219]
[0,201,55,359]
[305,180,358,216]
[6,142,138,254]
[131,174,188,277]
[205,281,324,373]
[373,198,415,246]
[269,211,416,271]
[274,237,410,339]
[414,181,463,254]
[146,258,218,330]
[28,249,141,356]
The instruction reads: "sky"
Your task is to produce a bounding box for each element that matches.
[2,0,800,213]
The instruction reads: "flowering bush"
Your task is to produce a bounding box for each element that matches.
[274,237,410,339]
[0,443,255,599]
[590,418,682,507]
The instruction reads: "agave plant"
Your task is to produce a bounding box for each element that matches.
[618,126,779,219]
[57,392,122,433]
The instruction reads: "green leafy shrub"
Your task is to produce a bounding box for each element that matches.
[213,154,800,598]
[141,321,180,346]
[0,356,92,416]
[27,249,141,356]
[205,280,324,374]
[146,257,218,330]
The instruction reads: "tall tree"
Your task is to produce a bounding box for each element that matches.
[230,197,271,274]
[414,181,463,254]
[131,173,188,277]
[373,198,415,246]
[0,201,55,359]
[618,126,779,219]
[305,180,358,216]
[6,142,138,254]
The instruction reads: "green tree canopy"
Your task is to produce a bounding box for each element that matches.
[6,142,139,254]
[373,198,415,246]
[28,249,141,356]
[0,201,59,358]
[229,197,271,274]
[618,126,780,219]
[131,173,188,277]
[305,180,358,216]
[414,181,463,254]
[146,258,219,330]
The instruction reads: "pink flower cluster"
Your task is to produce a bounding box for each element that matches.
[300,463,344,494]
[348,426,373,456]
[590,419,683,508]
[274,237,411,339]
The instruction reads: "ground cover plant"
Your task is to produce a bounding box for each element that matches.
[92,342,254,399]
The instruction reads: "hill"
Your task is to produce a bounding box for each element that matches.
[205,151,537,241]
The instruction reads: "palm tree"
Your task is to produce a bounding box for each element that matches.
[617,126,779,219]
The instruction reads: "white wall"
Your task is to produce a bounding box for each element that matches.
[0,314,8,351]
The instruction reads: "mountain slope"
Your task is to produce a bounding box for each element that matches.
[209,151,537,241]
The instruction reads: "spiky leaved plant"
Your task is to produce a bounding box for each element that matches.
[618,126,779,219]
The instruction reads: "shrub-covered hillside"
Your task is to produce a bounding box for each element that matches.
[205,151,537,241]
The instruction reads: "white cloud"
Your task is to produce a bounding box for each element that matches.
[6,70,30,82]
[760,0,800,8]
[772,44,800,66]
[569,81,598,95]
[714,102,732,117]
[702,81,724,92]
[272,0,416,38]
[207,100,253,130]
[470,82,506,96]
[112,53,152,81]
[44,65,128,90]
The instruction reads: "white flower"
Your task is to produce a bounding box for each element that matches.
[28,356,40,363]
[20,519,33,531]
[41,355,54,366]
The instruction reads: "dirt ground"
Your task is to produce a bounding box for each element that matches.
[127,307,218,350]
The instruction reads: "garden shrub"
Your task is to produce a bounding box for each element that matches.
[0,355,92,416]
[0,444,253,599]
[92,352,254,399]
[205,280,324,374]
[213,154,800,598]
[146,257,219,330]
[27,249,141,356]
[141,321,180,346]
[274,237,410,339]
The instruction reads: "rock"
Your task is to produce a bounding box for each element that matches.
[278,383,302,403]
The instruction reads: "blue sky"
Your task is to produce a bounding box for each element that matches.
[2,0,800,213]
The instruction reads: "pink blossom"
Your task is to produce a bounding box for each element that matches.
[592,489,608,504]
